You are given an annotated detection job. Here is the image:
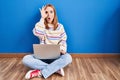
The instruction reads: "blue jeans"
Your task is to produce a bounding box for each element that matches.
[22,53,72,79]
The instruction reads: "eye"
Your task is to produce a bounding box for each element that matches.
[45,11,48,14]
[50,11,53,13]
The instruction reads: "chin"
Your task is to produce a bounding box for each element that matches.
[47,21,52,23]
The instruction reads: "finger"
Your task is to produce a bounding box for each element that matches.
[42,5,44,8]
[42,5,44,9]
[44,5,46,9]
[39,8,41,11]
[43,5,46,10]
[41,6,43,11]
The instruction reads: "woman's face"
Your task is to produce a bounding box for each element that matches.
[45,6,55,23]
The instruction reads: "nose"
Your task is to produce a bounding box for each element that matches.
[46,14,49,17]
[47,12,50,16]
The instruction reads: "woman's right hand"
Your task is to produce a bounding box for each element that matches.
[41,35,45,41]
[39,6,48,19]
[38,35,45,41]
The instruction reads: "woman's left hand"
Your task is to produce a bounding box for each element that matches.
[40,5,48,19]
[60,50,66,55]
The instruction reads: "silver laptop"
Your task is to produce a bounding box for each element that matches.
[33,44,60,59]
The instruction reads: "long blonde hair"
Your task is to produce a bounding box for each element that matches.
[44,4,58,30]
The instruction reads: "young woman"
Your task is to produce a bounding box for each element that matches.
[22,4,72,79]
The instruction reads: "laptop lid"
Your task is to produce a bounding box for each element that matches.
[33,44,60,59]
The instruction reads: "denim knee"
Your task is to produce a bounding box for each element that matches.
[22,55,32,66]
[62,53,72,64]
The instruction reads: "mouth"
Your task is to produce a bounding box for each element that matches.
[47,17,51,20]
[46,17,53,23]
